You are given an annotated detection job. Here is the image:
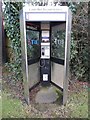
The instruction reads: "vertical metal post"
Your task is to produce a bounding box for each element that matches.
[63,8,72,105]
[20,9,30,104]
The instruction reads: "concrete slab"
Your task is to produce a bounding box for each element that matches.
[35,86,59,103]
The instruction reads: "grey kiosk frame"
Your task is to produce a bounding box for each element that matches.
[20,6,72,105]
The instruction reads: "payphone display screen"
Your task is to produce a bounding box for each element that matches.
[51,23,66,60]
[26,29,40,60]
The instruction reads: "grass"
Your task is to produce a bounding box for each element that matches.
[2,90,25,118]
[71,103,88,118]
[67,90,88,118]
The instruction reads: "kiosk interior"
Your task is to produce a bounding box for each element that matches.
[20,6,72,104]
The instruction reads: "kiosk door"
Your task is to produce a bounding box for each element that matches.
[26,22,40,90]
[51,22,66,89]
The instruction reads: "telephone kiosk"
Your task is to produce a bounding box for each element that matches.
[20,6,72,104]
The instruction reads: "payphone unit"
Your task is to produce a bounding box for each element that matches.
[40,23,50,83]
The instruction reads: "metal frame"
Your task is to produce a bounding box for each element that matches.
[63,8,72,104]
[20,9,30,104]
[20,6,72,105]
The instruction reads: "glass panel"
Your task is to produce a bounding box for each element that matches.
[51,23,66,60]
[51,62,64,89]
[26,28,40,60]
[28,62,40,89]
